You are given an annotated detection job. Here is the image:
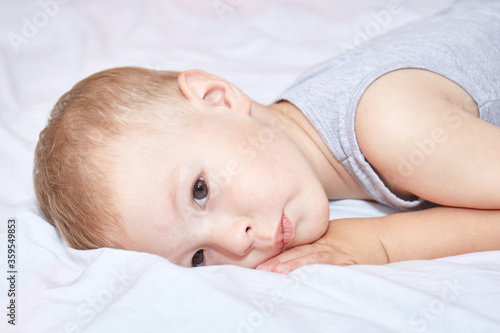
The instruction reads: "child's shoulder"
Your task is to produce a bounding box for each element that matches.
[356,69,479,123]
[355,68,480,202]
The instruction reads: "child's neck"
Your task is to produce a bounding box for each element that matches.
[252,100,371,201]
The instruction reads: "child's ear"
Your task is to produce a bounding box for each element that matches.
[178,69,251,114]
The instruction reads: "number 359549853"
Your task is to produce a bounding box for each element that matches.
[7,219,16,269]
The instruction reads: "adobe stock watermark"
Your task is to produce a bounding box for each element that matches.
[340,0,403,54]
[178,110,290,221]
[202,109,293,201]
[213,0,243,21]
[236,265,317,333]
[407,278,464,332]
[175,106,296,227]
[236,289,285,333]
[397,98,476,178]
[7,0,72,54]
[51,261,142,333]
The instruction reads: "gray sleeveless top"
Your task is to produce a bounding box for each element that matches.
[279,0,500,211]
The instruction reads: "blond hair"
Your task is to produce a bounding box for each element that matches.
[34,67,192,249]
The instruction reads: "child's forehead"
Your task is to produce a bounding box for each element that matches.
[112,105,250,167]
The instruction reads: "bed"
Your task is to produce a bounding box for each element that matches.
[1,0,500,332]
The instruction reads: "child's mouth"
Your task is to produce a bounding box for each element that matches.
[282,214,294,248]
[273,214,295,253]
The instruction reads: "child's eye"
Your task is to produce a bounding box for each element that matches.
[192,250,205,267]
[192,176,209,209]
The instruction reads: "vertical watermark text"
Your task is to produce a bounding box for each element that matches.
[5,218,18,326]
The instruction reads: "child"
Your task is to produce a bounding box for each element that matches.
[34,0,500,274]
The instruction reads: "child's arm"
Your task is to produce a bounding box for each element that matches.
[356,69,500,210]
[257,206,500,273]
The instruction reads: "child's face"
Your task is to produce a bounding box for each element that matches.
[112,106,330,269]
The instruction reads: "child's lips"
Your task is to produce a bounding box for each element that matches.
[274,214,294,252]
[281,214,294,248]
[274,220,284,252]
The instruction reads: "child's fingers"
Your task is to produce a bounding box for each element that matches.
[256,244,317,271]
[272,251,337,274]
[256,244,334,274]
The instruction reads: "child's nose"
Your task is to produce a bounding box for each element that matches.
[214,216,254,256]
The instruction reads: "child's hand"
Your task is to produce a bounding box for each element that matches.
[255,241,356,274]
[256,207,500,274]
[256,218,389,274]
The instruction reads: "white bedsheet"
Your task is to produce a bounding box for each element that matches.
[1,0,500,332]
